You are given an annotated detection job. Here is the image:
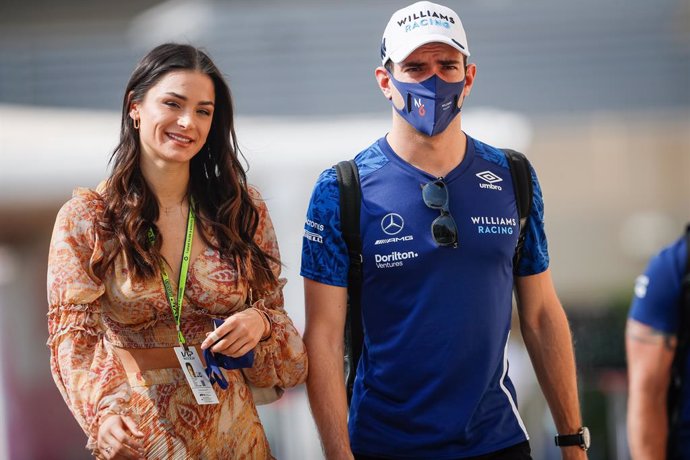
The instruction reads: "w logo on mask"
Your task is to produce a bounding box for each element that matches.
[389,72,465,136]
[413,98,426,116]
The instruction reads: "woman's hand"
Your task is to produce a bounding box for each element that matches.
[201,308,269,357]
[97,414,145,460]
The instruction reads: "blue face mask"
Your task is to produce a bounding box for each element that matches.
[388,72,466,136]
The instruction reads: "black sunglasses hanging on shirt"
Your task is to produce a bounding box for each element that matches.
[422,178,459,248]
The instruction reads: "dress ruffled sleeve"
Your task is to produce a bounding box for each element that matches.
[46,190,131,452]
[242,188,308,390]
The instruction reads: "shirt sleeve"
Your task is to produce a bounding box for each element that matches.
[299,168,350,286]
[46,191,131,452]
[241,187,308,390]
[629,236,687,334]
[515,163,550,276]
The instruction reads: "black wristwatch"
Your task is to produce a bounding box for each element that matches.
[554,426,590,451]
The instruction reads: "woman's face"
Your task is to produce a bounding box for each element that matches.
[130,70,215,167]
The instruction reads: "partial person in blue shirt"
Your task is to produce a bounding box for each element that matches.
[627,234,689,459]
[301,2,588,459]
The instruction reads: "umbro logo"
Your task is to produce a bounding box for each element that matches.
[476,171,503,191]
[476,171,503,184]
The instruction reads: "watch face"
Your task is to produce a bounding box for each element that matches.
[581,426,591,449]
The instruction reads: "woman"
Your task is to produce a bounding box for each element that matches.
[47,43,307,459]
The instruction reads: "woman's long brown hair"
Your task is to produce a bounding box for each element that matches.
[94,43,277,290]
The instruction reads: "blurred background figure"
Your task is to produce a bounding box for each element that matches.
[0,0,688,459]
[626,228,689,459]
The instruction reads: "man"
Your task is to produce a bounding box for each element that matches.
[627,232,689,459]
[301,2,588,458]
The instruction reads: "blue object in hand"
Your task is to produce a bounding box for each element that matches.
[204,318,255,389]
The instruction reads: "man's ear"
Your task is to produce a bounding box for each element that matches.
[375,66,393,100]
[463,63,477,98]
[375,66,404,110]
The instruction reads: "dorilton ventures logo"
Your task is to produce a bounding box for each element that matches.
[475,171,503,191]
[374,250,419,269]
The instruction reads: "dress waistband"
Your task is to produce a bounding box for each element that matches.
[104,314,215,348]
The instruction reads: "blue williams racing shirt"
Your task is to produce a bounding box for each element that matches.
[629,235,690,455]
[301,134,550,459]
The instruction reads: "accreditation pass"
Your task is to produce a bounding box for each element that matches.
[174,346,219,405]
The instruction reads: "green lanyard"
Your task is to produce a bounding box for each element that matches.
[147,198,195,348]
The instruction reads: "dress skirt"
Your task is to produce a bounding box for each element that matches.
[127,368,273,459]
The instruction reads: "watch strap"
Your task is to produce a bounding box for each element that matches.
[554,433,582,446]
[554,426,590,451]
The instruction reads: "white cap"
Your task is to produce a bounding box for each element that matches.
[380,1,470,65]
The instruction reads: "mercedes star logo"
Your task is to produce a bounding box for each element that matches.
[381,213,404,235]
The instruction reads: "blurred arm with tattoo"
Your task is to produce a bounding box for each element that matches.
[626,319,676,459]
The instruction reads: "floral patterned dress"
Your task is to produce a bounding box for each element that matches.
[47,187,308,459]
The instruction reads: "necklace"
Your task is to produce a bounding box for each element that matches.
[162,202,189,216]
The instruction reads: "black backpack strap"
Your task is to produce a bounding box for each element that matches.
[334,160,363,406]
[667,224,690,457]
[503,149,533,272]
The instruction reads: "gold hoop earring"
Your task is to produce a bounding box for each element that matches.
[133,118,140,129]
